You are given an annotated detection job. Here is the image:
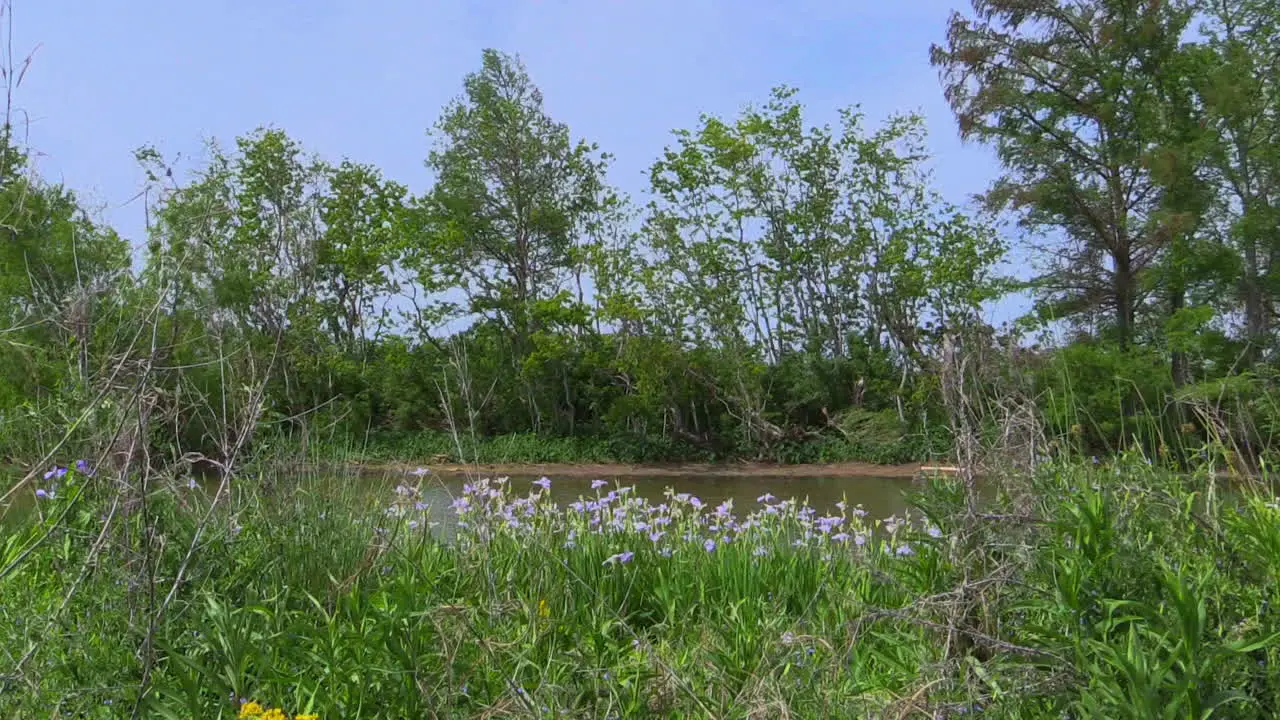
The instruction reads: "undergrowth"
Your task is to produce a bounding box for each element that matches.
[298,419,946,468]
[1,454,1278,718]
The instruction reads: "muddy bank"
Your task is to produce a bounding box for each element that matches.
[357,460,947,479]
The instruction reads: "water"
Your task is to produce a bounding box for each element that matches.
[2,465,920,531]
[362,469,917,537]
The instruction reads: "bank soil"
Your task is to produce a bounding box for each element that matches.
[361,460,954,479]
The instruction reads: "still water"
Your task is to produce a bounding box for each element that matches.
[2,466,919,531]
[347,469,918,537]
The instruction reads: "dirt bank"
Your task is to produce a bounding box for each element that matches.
[357,460,947,479]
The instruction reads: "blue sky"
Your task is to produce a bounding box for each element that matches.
[18,0,1029,324]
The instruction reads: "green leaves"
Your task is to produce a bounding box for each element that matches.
[935,0,1198,347]
[644,87,1006,363]
[317,161,407,348]
[405,49,617,432]
[418,49,612,344]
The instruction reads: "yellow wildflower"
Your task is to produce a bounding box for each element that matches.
[262,709,288,720]
[295,715,320,720]
[537,598,550,618]
[238,701,265,719]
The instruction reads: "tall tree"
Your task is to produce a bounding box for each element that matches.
[140,128,342,443]
[631,88,1005,439]
[641,89,1004,366]
[142,129,328,341]
[1194,0,1280,363]
[415,49,614,427]
[932,0,1196,348]
[316,161,407,351]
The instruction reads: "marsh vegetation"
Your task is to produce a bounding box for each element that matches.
[4,0,1280,716]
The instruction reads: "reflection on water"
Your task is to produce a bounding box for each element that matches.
[366,470,917,539]
[3,466,920,532]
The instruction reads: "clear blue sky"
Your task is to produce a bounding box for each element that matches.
[18,0,1029,324]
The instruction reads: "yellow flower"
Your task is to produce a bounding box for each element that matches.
[238,702,265,719]
[262,709,288,720]
[537,598,550,618]
[295,715,320,720]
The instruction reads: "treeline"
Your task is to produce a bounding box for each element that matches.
[2,0,1279,467]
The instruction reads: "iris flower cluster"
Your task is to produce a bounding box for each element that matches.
[388,474,943,562]
[33,459,94,500]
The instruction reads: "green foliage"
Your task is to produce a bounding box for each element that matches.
[1036,341,1176,456]
[10,5,1280,717]
[934,0,1197,348]
[7,1,1280,475]
[0,134,131,460]
[625,87,1004,447]
[5,459,1280,717]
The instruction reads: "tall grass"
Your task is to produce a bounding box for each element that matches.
[2,453,1278,718]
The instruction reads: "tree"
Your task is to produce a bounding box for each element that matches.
[932,0,1196,348]
[316,161,407,351]
[415,49,615,428]
[139,129,383,448]
[141,129,329,342]
[0,134,129,406]
[626,87,1005,442]
[1194,0,1280,363]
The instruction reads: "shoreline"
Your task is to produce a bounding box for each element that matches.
[350,460,943,479]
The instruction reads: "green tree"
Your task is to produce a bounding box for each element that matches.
[0,132,129,406]
[316,160,407,351]
[141,129,328,342]
[932,0,1196,348]
[1194,0,1280,363]
[415,49,615,430]
[139,129,409,449]
[631,88,1004,442]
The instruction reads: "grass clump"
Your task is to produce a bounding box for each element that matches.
[2,456,1279,718]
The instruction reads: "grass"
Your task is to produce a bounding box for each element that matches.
[2,454,1279,718]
